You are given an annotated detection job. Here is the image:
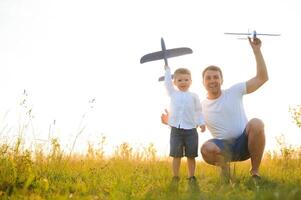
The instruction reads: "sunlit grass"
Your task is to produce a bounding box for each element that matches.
[1,100,301,199]
[1,137,301,200]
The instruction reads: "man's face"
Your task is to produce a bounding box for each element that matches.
[203,70,223,96]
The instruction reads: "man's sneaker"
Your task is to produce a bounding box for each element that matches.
[252,174,261,179]
[250,171,261,180]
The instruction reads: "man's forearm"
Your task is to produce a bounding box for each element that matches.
[253,49,269,83]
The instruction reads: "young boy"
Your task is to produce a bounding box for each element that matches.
[163,64,205,182]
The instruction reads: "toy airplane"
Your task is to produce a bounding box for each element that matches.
[140,38,192,81]
[224,30,281,39]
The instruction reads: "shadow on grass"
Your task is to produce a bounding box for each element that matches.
[243,176,279,190]
[243,177,301,200]
[142,177,205,200]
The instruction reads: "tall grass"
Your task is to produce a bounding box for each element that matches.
[1,99,301,199]
[1,137,301,200]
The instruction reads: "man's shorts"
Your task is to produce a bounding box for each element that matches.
[170,127,198,158]
[209,129,250,162]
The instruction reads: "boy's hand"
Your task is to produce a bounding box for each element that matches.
[199,124,206,132]
[161,109,169,125]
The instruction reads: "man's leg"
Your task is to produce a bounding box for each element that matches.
[201,142,230,181]
[200,141,225,166]
[172,157,181,177]
[246,118,265,176]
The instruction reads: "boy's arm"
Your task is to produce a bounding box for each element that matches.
[195,95,206,132]
[195,94,205,126]
[164,65,175,96]
[195,94,206,132]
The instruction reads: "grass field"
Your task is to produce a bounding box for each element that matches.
[1,138,301,200]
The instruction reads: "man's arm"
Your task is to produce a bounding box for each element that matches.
[246,37,269,94]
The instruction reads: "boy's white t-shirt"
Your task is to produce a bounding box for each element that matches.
[164,68,204,129]
[202,82,248,139]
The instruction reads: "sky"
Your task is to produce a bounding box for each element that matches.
[1,0,301,158]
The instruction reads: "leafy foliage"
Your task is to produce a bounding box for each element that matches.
[290,105,301,129]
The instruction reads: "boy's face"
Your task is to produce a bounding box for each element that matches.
[173,73,192,92]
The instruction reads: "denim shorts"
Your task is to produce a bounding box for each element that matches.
[209,129,250,162]
[170,127,198,158]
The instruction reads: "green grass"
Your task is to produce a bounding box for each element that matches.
[1,140,301,200]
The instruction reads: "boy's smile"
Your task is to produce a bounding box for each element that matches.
[173,74,192,92]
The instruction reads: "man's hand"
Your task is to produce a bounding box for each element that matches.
[161,109,169,125]
[248,37,262,51]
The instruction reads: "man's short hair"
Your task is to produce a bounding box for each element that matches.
[202,65,223,79]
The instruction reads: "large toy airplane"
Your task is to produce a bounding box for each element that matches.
[224,30,281,39]
[140,38,193,81]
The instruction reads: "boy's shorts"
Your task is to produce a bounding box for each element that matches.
[209,129,250,162]
[170,127,198,158]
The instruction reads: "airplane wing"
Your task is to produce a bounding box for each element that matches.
[140,47,193,64]
[224,32,281,36]
[224,32,251,35]
[256,33,281,36]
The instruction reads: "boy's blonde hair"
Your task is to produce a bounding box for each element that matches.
[174,68,191,79]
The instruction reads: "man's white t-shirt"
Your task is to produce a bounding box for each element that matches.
[201,82,248,139]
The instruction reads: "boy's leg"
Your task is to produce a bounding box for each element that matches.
[172,157,181,177]
[187,157,196,177]
[184,128,198,178]
[170,127,184,177]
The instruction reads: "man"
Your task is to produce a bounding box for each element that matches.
[162,37,268,179]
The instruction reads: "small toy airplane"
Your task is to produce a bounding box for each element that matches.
[140,38,192,81]
[224,30,281,39]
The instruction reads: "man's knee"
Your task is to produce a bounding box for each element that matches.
[247,118,265,134]
[246,118,266,145]
[200,142,221,165]
[201,142,215,156]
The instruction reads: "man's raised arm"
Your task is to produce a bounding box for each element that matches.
[246,37,269,94]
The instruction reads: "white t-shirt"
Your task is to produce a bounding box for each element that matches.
[202,82,248,139]
[164,68,205,129]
